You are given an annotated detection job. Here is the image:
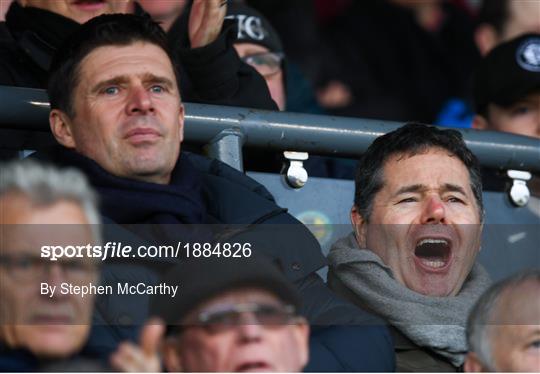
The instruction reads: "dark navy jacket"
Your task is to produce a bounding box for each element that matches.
[33,148,395,372]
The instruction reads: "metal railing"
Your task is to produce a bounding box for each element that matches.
[1,85,539,174]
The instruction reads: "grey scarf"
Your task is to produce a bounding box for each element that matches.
[328,232,491,367]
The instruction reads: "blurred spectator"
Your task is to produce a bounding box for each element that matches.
[0,0,131,87]
[161,257,309,372]
[113,256,310,372]
[475,0,540,56]
[464,269,540,372]
[437,0,540,128]
[0,160,102,371]
[225,1,286,111]
[225,1,356,178]
[245,0,350,109]
[471,33,540,197]
[224,0,327,115]
[328,124,491,371]
[223,1,288,174]
[258,0,479,124]
[472,33,540,138]
[0,0,275,110]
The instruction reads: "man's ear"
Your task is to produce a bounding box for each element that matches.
[178,104,185,143]
[293,317,310,370]
[472,114,488,130]
[475,24,498,56]
[50,109,76,149]
[463,351,487,372]
[162,336,183,372]
[350,206,367,248]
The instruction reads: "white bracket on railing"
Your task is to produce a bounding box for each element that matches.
[282,151,309,189]
[507,170,532,207]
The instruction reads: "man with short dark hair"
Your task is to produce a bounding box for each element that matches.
[328,123,491,371]
[39,13,394,371]
[472,33,540,139]
[464,269,540,372]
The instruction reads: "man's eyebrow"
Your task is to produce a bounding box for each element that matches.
[393,183,468,196]
[441,183,467,196]
[91,76,129,93]
[394,184,425,196]
[141,73,175,88]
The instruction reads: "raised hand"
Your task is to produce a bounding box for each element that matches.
[188,0,227,48]
[110,319,165,372]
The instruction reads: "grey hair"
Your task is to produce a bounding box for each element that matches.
[0,160,101,242]
[466,269,540,370]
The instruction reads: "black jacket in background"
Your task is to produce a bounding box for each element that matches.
[321,0,479,123]
[0,1,276,110]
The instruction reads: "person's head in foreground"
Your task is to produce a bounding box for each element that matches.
[225,1,286,110]
[465,269,540,372]
[48,13,183,185]
[154,256,309,372]
[472,33,540,139]
[15,0,131,24]
[0,160,100,359]
[352,123,484,297]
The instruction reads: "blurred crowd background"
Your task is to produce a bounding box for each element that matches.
[2,0,538,128]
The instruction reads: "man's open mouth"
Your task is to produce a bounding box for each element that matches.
[414,238,452,270]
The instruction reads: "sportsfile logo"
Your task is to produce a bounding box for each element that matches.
[40,242,180,261]
[40,242,253,261]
